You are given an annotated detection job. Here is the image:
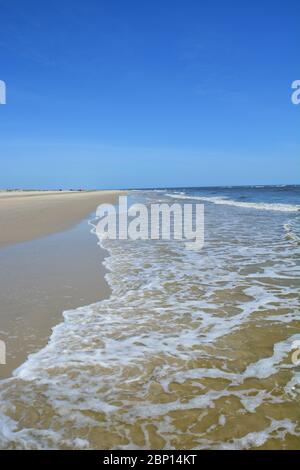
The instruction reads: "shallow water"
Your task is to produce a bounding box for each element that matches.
[0,186,299,449]
[0,216,109,379]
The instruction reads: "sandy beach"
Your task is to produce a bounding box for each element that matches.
[1,188,300,449]
[0,190,123,248]
[0,190,123,378]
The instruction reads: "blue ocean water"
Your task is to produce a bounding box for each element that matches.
[164,185,300,243]
[173,185,300,207]
[166,185,300,211]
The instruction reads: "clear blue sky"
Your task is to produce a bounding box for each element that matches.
[0,0,299,189]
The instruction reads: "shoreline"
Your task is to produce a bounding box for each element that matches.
[0,190,123,378]
[0,190,125,248]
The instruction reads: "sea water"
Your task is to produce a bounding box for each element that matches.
[0,185,299,449]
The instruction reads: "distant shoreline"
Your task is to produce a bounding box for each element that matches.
[0,190,125,248]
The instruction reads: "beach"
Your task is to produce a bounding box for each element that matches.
[1,0,298,456]
[0,190,123,248]
[0,190,123,378]
[0,186,300,449]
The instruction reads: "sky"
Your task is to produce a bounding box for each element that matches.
[0,0,299,189]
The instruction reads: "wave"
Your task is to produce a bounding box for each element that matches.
[166,193,300,212]
[284,219,300,244]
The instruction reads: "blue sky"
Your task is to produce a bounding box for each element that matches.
[0,0,299,189]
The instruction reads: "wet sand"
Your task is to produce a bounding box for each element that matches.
[0,190,123,378]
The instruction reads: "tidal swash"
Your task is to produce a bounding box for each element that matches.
[0,186,299,449]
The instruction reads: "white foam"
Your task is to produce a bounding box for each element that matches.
[166,193,300,212]
[0,190,299,449]
[284,219,300,244]
[217,419,300,450]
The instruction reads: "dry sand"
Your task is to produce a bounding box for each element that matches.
[0,190,123,248]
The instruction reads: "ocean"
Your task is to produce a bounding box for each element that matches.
[0,185,299,449]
